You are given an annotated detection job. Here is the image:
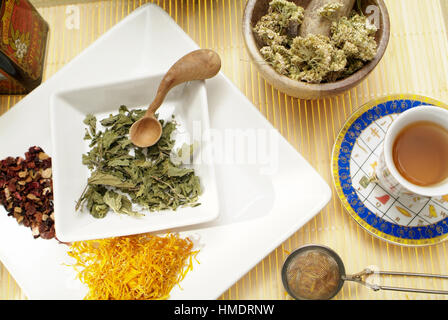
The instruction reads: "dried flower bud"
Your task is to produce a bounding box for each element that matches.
[254,1,378,83]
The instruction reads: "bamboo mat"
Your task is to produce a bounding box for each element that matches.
[1,0,448,300]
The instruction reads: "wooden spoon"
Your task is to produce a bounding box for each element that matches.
[129,49,221,148]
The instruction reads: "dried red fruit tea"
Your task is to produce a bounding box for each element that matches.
[0,146,55,239]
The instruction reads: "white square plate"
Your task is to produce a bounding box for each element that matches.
[0,4,331,299]
[50,74,219,242]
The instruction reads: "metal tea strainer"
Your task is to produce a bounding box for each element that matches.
[281,244,448,300]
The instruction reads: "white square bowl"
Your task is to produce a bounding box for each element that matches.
[50,74,219,242]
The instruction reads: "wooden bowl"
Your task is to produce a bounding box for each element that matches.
[243,0,390,100]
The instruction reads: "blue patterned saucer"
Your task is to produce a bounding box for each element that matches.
[332,94,448,246]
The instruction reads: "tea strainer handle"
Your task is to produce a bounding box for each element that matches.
[343,268,448,295]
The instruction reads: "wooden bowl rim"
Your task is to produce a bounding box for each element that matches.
[242,0,391,94]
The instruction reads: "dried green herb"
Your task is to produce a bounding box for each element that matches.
[289,34,347,83]
[103,190,142,217]
[253,0,304,47]
[254,0,378,83]
[331,12,378,62]
[76,106,202,219]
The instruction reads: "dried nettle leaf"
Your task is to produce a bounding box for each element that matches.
[87,171,136,189]
[76,106,202,219]
[103,190,142,217]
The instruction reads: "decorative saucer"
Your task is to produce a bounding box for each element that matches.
[332,94,448,246]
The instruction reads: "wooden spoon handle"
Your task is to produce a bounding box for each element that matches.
[146,49,221,116]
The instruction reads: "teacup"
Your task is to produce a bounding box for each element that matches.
[376,106,448,198]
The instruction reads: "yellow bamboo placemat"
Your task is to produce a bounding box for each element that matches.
[1,0,448,300]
